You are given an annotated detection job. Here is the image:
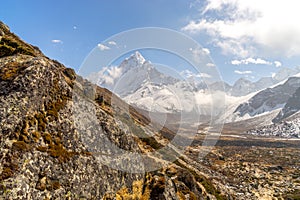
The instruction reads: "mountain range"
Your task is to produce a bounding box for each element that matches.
[90,51,300,127]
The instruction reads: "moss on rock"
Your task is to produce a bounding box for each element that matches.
[0,34,37,58]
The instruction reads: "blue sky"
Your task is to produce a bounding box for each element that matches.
[1,0,300,84]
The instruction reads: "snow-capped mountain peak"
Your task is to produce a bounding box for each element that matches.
[132,51,146,64]
[272,67,298,82]
[231,77,255,96]
[120,51,146,72]
[87,51,149,90]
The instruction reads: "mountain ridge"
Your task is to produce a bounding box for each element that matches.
[91,51,300,125]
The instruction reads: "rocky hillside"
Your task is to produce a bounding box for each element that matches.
[0,21,230,199]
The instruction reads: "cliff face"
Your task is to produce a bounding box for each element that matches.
[0,21,226,199]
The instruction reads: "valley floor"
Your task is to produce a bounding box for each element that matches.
[187,134,300,199]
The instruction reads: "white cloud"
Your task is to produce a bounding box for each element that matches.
[216,39,255,58]
[182,0,300,57]
[234,70,252,74]
[199,73,211,78]
[108,41,117,46]
[189,47,210,55]
[180,69,194,78]
[51,39,63,44]
[231,57,272,65]
[206,62,215,67]
[189,47,211,64]
[97,43,110,51]
[231,58,283,67]
[274,61,282,67]
[202,48,210,54]
[231,60,241,65]
[107,66,122,79]
[94,66,123,86]
[180,69,211,79]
